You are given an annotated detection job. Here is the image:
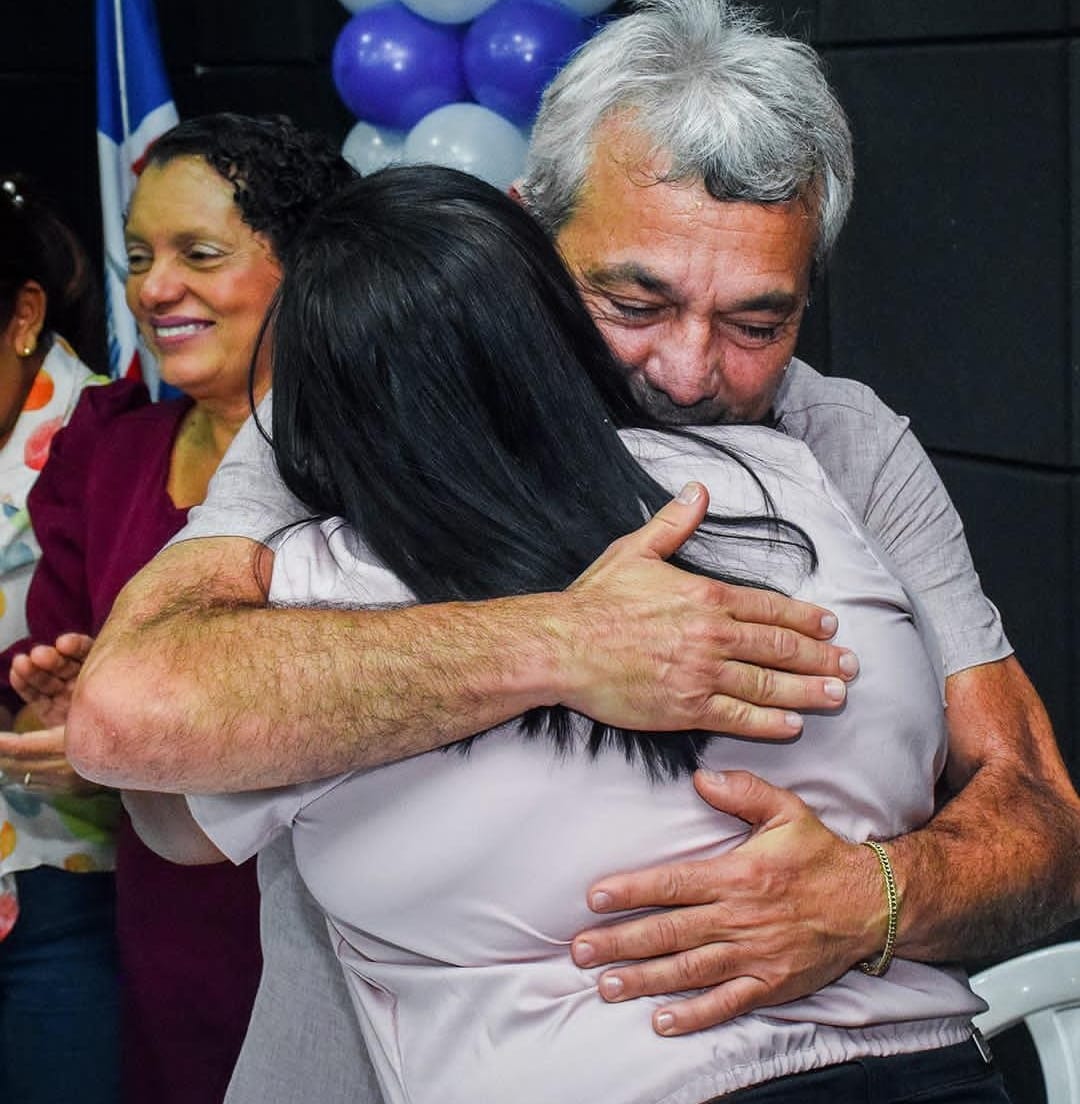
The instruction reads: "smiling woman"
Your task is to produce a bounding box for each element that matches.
[124,155,282,410]
[0,115,354,1104]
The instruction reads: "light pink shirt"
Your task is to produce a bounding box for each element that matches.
[191,425,983,1104]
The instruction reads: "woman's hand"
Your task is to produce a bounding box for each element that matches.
[0,722,102,795]
[10,633,94,727]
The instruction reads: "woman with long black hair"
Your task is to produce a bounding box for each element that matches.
[163,166,999,1104]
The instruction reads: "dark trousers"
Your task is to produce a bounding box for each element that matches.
[0,865,120,1104]
[715,1039,1009,1104]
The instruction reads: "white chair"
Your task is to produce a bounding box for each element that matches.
[970,941,1080,1104]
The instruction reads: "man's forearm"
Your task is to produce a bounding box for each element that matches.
[69,544,570,792]
[888,657,1080,960]
[67,498,854,794]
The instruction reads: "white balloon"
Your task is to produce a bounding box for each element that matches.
[404,103,528,192]
[557,0,614,14]
[342,120,406,175]
[338,0,388,13]
[401,0,496,24]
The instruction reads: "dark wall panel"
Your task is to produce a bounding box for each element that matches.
[750,1,817,40]
[172,69,353,141]
[1071,475,1080,780]
[934,455,1073,767]
[156,0,344,66]
[9,0,95,73]
[1071,44,1080,465]
[4,72,102,267]
[819,1,1068,42]
[826,42,1070,466]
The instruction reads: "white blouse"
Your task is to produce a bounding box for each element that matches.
[191,425,983,1104]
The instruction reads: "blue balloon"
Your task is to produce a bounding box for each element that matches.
[557,0,613,13]
[342,120,407,173]
[332,4,468,131]
[339,0,388,12]
[402,0,498,24]
[463,0,591,126]
[404,102,528,190]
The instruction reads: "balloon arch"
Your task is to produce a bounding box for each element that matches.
[332,0,617,189]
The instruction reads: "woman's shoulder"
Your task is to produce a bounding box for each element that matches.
[620,424,829,507]
[70,376,150,421]
[271,518,414,609]
[72,379,191,445]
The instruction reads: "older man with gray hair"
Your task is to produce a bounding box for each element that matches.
[66,1,1080,1101]
[518,0,1080,1040]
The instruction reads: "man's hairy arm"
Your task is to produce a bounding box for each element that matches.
[571,654,1080,1035]
[67,486,855,792]
[887,655,1080,956]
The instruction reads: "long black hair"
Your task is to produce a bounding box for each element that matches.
[0,174,106,372]
[267,165,815,778]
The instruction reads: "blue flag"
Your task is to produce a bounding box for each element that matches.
[96,0,178,396]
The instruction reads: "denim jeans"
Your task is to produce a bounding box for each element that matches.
[715,1038,1009,1104]
[0,865,120,1104]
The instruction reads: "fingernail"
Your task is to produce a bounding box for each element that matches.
[676,482,703,504]
[697,768,727,784]
[589,890,613,911]
[572,940,595,966]
[599,975,624,1000]
[838,651,860,678]
[655,1011,676,1034]
[823,678,846,701]
[784,713,803,732]
[820,613,838,635]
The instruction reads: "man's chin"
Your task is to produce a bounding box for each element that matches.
[633,391,739,427]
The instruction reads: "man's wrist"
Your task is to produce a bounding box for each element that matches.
[847,836,897,964]
[479,590,573,712]
[858,841,900,975]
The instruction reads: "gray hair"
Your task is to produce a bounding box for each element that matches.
[521,0,854,260]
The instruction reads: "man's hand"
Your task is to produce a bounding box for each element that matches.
[11,633,94,727]
[571,660,1080,1038]
[0,723,102,795]
[560,483,859,739]
[571,769,880,1035]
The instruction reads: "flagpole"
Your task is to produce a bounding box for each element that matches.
[114,0,132,145]
[97,0,177,390]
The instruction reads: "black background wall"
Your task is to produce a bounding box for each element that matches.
[6,2,1078,1100]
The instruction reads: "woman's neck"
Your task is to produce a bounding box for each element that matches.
[184,398,251,459]
[167,378,267,510]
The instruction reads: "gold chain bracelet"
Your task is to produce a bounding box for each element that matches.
[858,840,899,976]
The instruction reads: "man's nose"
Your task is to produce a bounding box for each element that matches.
[642,318,719,406]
